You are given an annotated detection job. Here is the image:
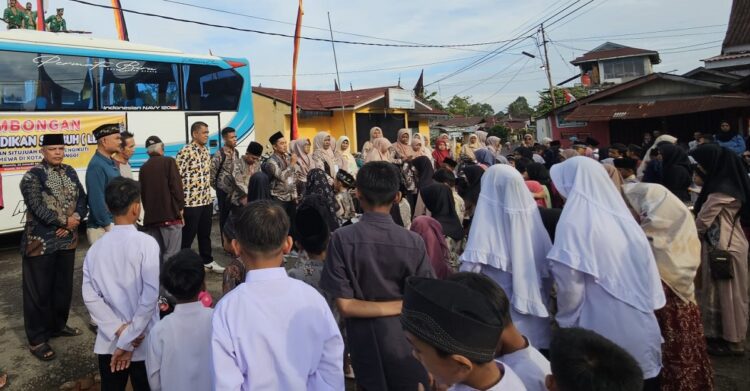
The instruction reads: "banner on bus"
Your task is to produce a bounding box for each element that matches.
[0,114,126,172]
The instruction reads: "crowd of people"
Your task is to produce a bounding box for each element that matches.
[3,1,67,32]
[10,119,750,391]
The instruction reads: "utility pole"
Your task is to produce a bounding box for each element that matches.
[541,23,557,110]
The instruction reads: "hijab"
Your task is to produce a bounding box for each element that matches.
[623,183,701,304]
[335,135,357,174]
[476,130,488,146]
[411,136,427,157]
[421,183,464,240]
[549,156,665,313]
[290,138,312,176]
[691,143,750,220]
[715,124,739,143]
[603,164,625,194]
[658,143,692,201]
[474,148,495,167]
[304,168,339,230]
[638,134,677,178]
[461,134,481,160]
[312,131,336,176]
[461,165,552,317]
[460,164,484,209]
[413,133,432,156]
[411,216,453,279]
[365,138,392,163]
[486,136,501,154]
[413,156,435,191]
[560,149,579,160]
[247,171,272,203]
[433,139,450,168]
[526,163,551,188]
[394,128,414,160]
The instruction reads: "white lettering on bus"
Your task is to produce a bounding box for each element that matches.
[33,55,158,73]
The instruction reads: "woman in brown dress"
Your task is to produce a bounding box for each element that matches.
[624,183,714,390]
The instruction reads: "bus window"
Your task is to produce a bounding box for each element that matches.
[99,59,180,110]
[183,64,242,111]
[0,50,95,111]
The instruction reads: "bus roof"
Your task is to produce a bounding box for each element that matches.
[0,29,219,60]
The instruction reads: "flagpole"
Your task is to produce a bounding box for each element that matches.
[327,12,348,139]
[290,0,304,141]
[111,0,129,41]
[36,0,44,30]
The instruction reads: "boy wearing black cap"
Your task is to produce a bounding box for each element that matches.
[401,277,526,391]
[140,135,185,261]
[614,158,639,184]
[334,169,357,226]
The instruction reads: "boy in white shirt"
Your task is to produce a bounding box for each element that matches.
[449,273,550,391]
[211,200,344,390]
[146,249,213,391]
[82,177,160,390]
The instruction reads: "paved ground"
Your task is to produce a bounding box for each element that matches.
[0,220,747,390]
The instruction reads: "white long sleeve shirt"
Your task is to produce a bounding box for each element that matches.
[146,301,213,391]
[211,267,345,390]
[498,338,550,391]
[82,225,160,360]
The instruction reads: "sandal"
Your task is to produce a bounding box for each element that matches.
[0,372,7,389]
[29,343,56,361]
[52,325,82,337]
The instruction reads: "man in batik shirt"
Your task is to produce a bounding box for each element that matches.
[264,131,298,227]
[21,133,87,361]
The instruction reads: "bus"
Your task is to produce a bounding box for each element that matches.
[0,29,255,234]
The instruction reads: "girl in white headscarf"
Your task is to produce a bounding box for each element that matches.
[311,131,336,177]
[335,135,357,175]
[460,134,481,161]
[460,164,553,349]
[412,133,433,159]
[548,156,665,385]
[637,134,677,179]
[476,130,488,146]
[361,126,383,157]
[393,128,414,162]
[623,183,714,390]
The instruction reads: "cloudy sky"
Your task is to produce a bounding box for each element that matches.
[60,0,734,113]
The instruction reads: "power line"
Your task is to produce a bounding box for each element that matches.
[453,56,529,96]
[70,0,538,49]
[481,57,534,103]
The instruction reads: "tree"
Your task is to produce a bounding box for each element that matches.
[445,95,494,117]
[506,96,533,119]
[469,103,495,117]
[487,124,511,141]
[495,110,506,117]
[423,90,444,111]
[446,95,471,116]
[534,86,588,116]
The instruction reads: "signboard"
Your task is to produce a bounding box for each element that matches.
[0,114,126,172]
[387,88,415,110]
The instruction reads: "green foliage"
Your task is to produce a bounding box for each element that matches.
[445,95,494,117]
[424,90,445,111]
[534,86,588,116]
[506,96,533,119]
[487,125,511,141]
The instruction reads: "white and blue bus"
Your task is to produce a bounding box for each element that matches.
[0,29,255,233]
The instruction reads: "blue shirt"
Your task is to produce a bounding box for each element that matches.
[86,151,121,228]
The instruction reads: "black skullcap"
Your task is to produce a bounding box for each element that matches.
[443,158,458,167]
[93,124,120,140]
[336,169,356,189]
[269,131,284,145]
[145,135,163,148]
[246,141,263,156]
[585,136,600,147]
[401,277,504,363]
[41,133,65,146]
[614,157,637,170]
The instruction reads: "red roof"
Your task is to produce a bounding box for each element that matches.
[571,45,660,65]
[723,0,750,52]
[564,94,750,121]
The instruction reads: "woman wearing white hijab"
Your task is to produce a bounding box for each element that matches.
[637,134,677,179]
[361,126,383,157]
[335,135,357,175]
[460,164,553,349]
[623,183,713,391]
[393,128,414,162]
[548,156,665,387]
[311,131,336,177]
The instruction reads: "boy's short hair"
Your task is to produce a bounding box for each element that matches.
[105,177,141,216]
[549,328,643,391]
[447,272,512,328]
[120,131,134,148]
[401,277,504,364]
[356,162,400,206]
[294,199,331,255]
[234,200,290,257]
[433,168,456,187]
[221,127,236,137]
[161,249,205,301]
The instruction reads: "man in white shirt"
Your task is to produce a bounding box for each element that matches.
[211,200,344,390]
[146,249,213,391]
[82,177,160,391]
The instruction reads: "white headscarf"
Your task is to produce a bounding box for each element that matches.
[335,135,357,175]
[637,134,677,178]
[623,183,701,304]
[461,165,552,317]
[312,131,336,176]
[549,156,665,313]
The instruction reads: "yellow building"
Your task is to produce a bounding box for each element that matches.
[252,86,446,152]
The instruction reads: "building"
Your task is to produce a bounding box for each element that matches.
[702,0,750,76]
[252,86,446,152]
[432,116,531,140]
[571,42,660,88]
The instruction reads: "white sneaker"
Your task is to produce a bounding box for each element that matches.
[205,261,226,274]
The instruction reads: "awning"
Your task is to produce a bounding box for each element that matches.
[564,94,750,122]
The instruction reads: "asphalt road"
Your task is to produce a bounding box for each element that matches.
[0,220,747,390]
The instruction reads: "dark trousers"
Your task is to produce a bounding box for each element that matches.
[216,188,231,234]
[23,249,75,345]
[98,355,149,391]
[181,204,213,264]
[280,200,297,237]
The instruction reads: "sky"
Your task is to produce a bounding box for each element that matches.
[55,0,735,114]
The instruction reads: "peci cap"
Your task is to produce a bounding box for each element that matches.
[41,133,65,146]
[335,169,356,189]
[269,131,284,146]
[246,141,263,156]
[93,124,120,140]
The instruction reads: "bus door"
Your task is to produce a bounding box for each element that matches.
[185,113,221,150]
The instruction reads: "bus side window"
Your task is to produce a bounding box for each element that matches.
[183,64,242,111]
[99,59,179,110]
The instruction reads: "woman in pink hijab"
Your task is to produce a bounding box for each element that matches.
[410,216,453,279]
[365,138,393,163]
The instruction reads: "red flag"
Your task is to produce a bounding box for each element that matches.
[563,89,576,104]
[290,0,303,140]
[111,0,129,41]
[36,0,44,31]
